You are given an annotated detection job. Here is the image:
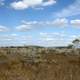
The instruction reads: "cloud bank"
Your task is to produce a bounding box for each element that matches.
[10,0,56,10]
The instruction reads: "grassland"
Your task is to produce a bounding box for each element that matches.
[0,46,80,80]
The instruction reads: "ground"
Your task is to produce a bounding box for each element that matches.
[0,47,80,80]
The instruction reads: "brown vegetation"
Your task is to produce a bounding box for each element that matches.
[0,47,80,80]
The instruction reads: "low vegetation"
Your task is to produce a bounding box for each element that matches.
[0,46,80,80]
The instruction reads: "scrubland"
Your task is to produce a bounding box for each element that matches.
[0,46,80,80]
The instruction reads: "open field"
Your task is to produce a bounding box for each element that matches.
[0,46,80,80]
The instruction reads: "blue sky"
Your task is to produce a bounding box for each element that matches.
[0,0,80,47]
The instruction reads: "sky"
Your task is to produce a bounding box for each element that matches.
[0,0,80,47]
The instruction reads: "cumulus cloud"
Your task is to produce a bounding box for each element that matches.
[40,32,60,36]
[42,0,56,6]
[21,18,68,29]
[20,35,32,41]
[38,32,79,46]
[0,34,32,41]
[0,34,32,46]
[51,18,68,27]
[21,18,80,29]
[70,19,80,27]
[0,35,16,41]
[22,20,38,25]
[10,0,56,10]
[16,24,32,32]
[40,32,67,40]
[0,25,9,32]
[15,18,80,32]
[55,0,80,17]
[0,0,5,6]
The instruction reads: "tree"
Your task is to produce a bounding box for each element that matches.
[72,39,80,44]
[72,39,80,48]
[67,44,73,48]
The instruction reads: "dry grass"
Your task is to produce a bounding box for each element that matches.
[0,47,80,80]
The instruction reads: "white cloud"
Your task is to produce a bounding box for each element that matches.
[0,34,33,47]
[70,19,80,27]
[32,7,44,10]
[10,0,56,10]
[40,32,61,36]
[17,18,80,32]
[16,24,32,32]
[0,0,5,6]
[42,0,56,6]
[0,25,9,32]
[22,20,38,25]
[0,34,32,41]
[39,32,65,41]
[56,0,80,17]
[11,33,17,37]
[21,18,68,28]
[51,18,68,27]
[20,35,32,40]
[0,35,16,41]
[38,32,79,46]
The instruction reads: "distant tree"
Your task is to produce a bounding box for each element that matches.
[72,39,80,48]
[67,44,73,48]
[72,39,80,44]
